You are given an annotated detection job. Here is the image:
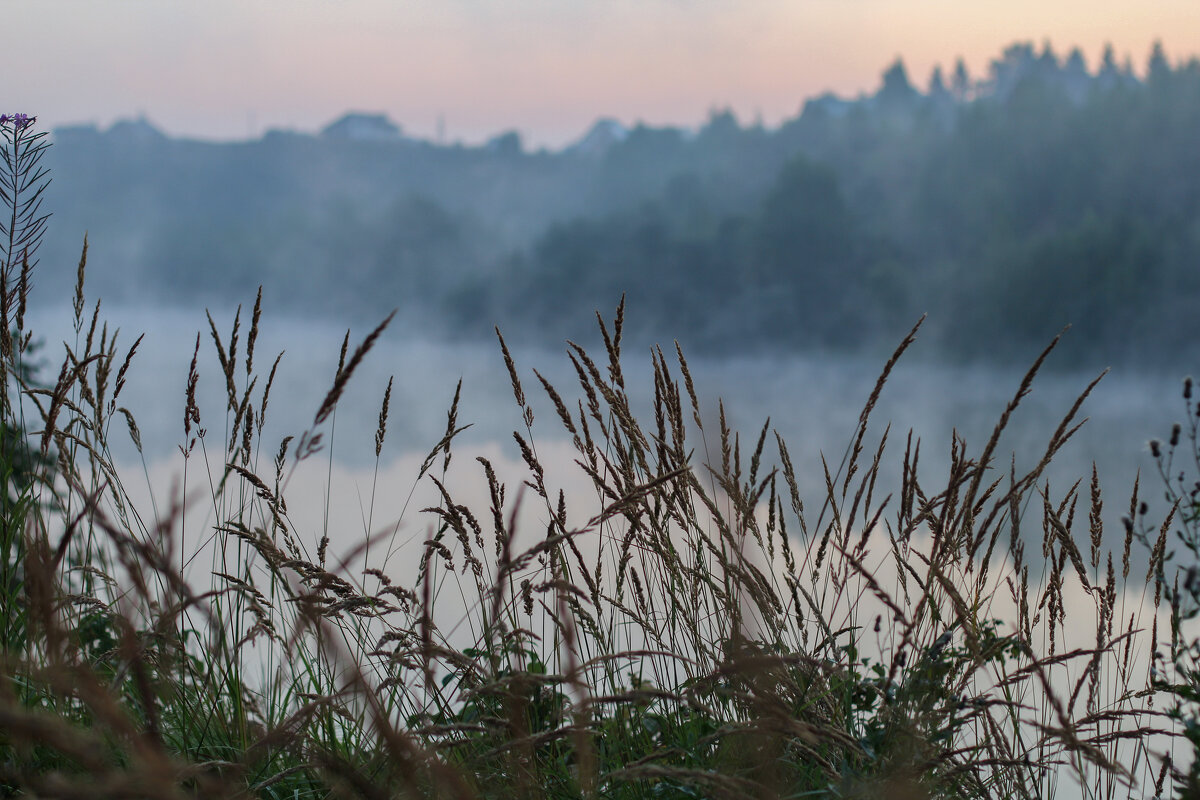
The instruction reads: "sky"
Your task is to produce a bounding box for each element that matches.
[5,0,1199,148]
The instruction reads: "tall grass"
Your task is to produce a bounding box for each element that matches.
[1144,375,1200,797]
[0,117,1192,798]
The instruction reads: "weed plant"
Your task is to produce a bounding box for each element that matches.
[0,116,1190,799]
[1143,376,1200,797]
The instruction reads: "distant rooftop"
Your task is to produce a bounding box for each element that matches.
[321,112,402,142]
[568,118,628,156]
[106,116,167,143]
[50,122,100,140]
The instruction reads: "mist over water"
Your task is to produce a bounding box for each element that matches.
[24,303,1179,563]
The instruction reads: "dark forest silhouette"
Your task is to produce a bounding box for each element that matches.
[40,41,1200,366]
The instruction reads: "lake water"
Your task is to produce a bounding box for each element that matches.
[21,302,1185,562]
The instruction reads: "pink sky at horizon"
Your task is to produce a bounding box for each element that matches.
[6,0,1199,148]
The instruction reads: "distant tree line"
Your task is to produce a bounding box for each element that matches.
[39,41,1200,367]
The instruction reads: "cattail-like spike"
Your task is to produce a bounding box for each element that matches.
[72,234,87,326]
[375,376,393,459]
[259,350,284,431]
[314,310,395,427]
[247,285,262,377]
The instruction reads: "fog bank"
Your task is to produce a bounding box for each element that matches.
[21,303,1179,564]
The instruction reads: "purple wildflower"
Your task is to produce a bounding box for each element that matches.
[1,114,35,130]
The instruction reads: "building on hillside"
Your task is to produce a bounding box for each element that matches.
[105,116,168,144]
[321,113,403,142]
[567,118,629,156]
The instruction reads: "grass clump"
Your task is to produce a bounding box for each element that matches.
[0,116,1189,799]
[1143,375,1200,797]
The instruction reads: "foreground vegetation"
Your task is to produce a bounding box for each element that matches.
[4,119,1200,799]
